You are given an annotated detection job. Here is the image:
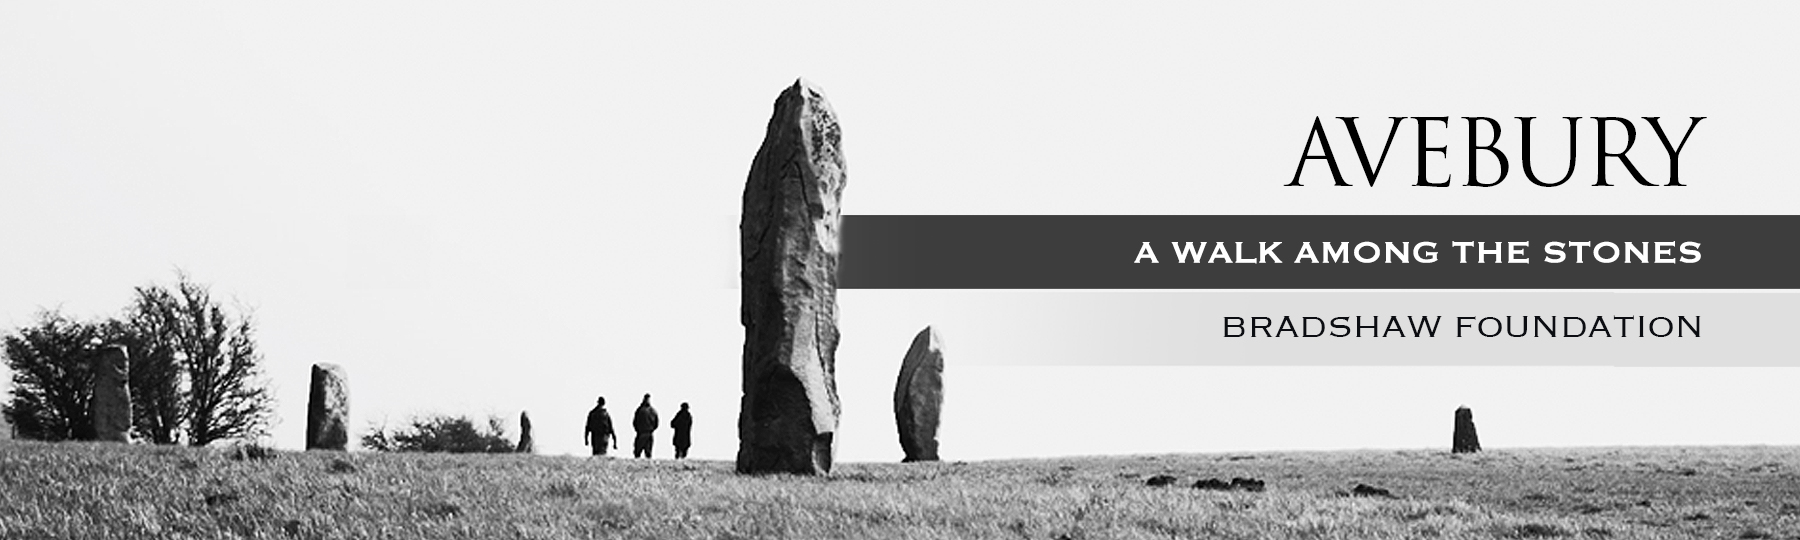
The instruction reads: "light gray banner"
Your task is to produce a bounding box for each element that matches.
[838,291,1797,367]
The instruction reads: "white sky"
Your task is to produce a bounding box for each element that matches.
[2,2,1796,460]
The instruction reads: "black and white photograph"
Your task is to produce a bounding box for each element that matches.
[3,3,1798,539]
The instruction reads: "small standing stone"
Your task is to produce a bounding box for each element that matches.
[517,411,535,453]
[1452,406,1481,453]
[894,326,945,462]
[306,364,350,451]
[90,345,132,442]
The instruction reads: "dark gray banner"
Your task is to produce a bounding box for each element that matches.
[838,215,1800,289]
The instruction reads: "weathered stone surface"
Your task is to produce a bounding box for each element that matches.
[894,326,945,462]
[306,364,350,451]
[328,458,357,473]
[736,79,846,476]
[517,411,534,453]
[231,443,277,461]
[90,345,132,443]
[1230,477,1267,492]
[1193,478,1231,491]
[1452,406,1481,453]
[1192,477,1268,492]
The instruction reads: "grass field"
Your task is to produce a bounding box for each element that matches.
[2,441,1796,539]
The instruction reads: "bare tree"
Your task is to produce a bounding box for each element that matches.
[117,287,185,444]
[134,273,274,446]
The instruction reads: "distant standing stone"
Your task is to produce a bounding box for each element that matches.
[736,79,848,476]
[517,411,535,453]
[90,345,132,443]
[1452,406,1481,454]
[306,364,350,451]
[894,326,945,462]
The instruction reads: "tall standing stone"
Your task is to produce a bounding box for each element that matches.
[1452,406,1481,453]
[90,345,132,443]
[894,327,945,462]
[737,79,846,475]
[306,363,350,451]
[516,411,535,453]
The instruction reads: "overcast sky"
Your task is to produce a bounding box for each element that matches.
[2,3,1796,460]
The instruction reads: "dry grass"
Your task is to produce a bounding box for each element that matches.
[1,441,1796,539]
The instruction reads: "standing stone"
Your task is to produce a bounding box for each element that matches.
[737,79,847,476]
[1452,406,1481,453]
[306,363,350,451]
[90,345,132,443]
[516,411,535,453]
[894,327,945,462]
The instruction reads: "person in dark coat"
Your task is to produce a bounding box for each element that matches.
[584,397,616,456]
[632,394,659,458]
[670,402,693,459]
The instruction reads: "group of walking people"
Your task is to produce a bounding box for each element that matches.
[584,394,693,459]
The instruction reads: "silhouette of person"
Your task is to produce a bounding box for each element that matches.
[584,397,616,456]
[671,402,693,459]
[632,394,659,458]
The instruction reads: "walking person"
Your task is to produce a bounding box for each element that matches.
[671,402,693,459]
[584,397,616,456]
[632,394,659,458]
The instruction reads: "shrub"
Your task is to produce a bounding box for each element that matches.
[362,414,513,453]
